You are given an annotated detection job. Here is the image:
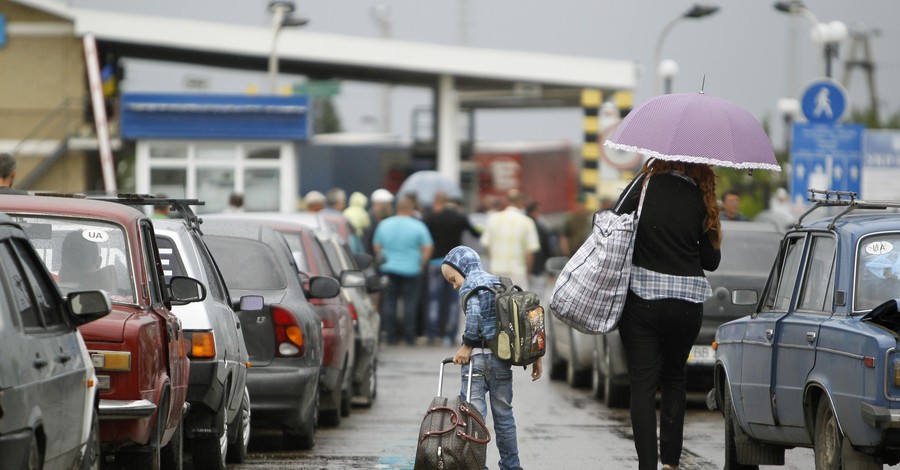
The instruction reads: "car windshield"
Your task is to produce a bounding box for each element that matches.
[855,233,900,311]
[714,229,782,273]
[14,216,135,303]
[204,235,287,290]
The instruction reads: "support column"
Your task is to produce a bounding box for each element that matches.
[580,89,602,211]
[437,74,460,185]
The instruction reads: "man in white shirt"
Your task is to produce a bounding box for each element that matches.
[479,189,540,290]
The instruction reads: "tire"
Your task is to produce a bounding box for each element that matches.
[590,347,605,400]
[723,384,759,470]
[80,408,101,470]
[227,387,251,463]
[119,399,163,470]
[603,342,629,409]
[814,398,841,470]
[160,415,183,470]
[192,407,227,470]
[547,325,566,381]
[340,385,352,418]
[565,335,590,388]
[27,432,42,470]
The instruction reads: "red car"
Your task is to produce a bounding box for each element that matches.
[0,195,205,469]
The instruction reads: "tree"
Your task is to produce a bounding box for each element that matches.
[313,97,342,134]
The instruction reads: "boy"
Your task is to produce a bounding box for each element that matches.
[442,245,542,470]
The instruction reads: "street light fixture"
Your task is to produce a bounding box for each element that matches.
[773,1,847,79]
[653,4,719,95]
[658,59,679,94]
[268,1,308,94]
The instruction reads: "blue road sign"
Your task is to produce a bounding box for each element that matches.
[790,122,863,206]
[801,79,849,124]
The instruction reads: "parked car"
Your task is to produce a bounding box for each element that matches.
[316,230,383,407]
[152,214,251,469]
[0,216,111,470]
[589,221,783,409]
[544,256,594,388]
[712,191,900,469]
[206,213,356,426]
[0,194,206,470]
[201,220,339,449]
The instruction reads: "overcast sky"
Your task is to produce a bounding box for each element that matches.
[70,0,900,149]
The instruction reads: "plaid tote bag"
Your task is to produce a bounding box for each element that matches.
[549,175,649,334]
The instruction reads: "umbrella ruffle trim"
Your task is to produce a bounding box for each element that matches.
[604,141,782,172]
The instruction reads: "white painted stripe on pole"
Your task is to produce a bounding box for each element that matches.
[83,34,118,192]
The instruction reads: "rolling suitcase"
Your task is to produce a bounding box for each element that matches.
[414,357,491,470]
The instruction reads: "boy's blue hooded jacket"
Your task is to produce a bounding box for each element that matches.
[442,246,501,347]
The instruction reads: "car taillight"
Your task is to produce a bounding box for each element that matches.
[272,305,304,357]
[187,331,216,359]
[348,303,359,322]
[90,351,132,372]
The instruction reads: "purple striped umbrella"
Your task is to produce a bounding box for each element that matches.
[604,92,781,172]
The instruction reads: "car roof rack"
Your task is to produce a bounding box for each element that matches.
[796,188,900,230]
[89,194,205,233]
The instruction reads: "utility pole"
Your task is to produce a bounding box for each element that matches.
[842,27,880,122]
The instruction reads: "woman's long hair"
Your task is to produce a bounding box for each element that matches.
[639,158,722,249]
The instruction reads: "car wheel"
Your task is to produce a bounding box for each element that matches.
[227,387,251,463]
[80,407,101,470]
[192,407,227,470]
[603,342,629,409]
[341,385,352,417]
[814,398,842,470]
[547,324,566,381]
[119,398,163,470]
[590,347,605,400]
[565,333,590,388]
[27,431,43,470]
[723,383,759,470]
[160,411,183,470]
[284,384,317,450]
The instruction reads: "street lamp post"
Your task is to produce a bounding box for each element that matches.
[268,1,308,94]
[777,97,800,153]
[653,4,719,96]
[773,1,847,79]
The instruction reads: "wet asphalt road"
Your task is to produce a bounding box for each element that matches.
[210,343,820,470]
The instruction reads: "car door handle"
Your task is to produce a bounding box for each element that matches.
[807,331,817,343]
[33,358,48,369]
[56,354,72,364]
[765,329,774,340]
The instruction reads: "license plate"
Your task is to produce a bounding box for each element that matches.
[688,345,715,365]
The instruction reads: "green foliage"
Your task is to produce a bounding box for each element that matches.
[313,97,342,134]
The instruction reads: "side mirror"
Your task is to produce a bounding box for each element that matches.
[353,252,374,270]
[544,256,569,276]
[732,289,759,306]
[68,290,112,324]
[307,276,341,299]
[366,274,388,293]
[169,276,206,305]
[340,270,366,288]
[237,295,264,312]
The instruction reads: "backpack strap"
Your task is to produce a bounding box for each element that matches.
[460,285,498,314]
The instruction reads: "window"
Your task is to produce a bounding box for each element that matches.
[204,236,286,290]
[0,243,40,329]
[762,236,805,312]
[193,233,227,303]
[156,236,187,281]
[855,233,900,311]
[797,236,836,312]
[142,222,165,306]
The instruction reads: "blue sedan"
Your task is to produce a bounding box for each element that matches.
[711,190,900,469]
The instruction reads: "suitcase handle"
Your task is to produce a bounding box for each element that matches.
[438,357,474,403]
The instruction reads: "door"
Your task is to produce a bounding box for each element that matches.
[772,234,836,428]
[739,235,804,427]
[0,239,88,463]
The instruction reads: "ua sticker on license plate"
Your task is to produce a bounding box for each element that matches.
[688,345,715,365]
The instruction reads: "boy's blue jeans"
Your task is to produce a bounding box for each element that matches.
[461,353,521,470]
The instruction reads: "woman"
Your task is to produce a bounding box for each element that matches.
[614,158,722,470]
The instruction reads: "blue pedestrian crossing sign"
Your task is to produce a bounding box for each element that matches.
[801,79,849,124]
